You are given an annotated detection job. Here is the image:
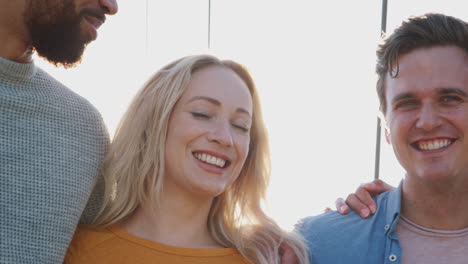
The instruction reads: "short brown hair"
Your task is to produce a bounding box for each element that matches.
[376,13,468,114]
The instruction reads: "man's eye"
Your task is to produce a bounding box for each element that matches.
[394,100,417,109]
[441,95,462,103]
[191,112,211,119]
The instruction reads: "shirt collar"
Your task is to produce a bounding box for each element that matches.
[385,180,403,234]
[0,56,37,80]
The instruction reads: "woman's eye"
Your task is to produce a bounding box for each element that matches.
[191,112,211,119]
[232,124,250,133]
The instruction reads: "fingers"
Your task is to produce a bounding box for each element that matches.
[345,193,372,218]
[354,184,377,214]
[335,198,349,215]
[336,179,395,218]
[345,179,393,218]
[365,179,393,196]
[280,243,298,264]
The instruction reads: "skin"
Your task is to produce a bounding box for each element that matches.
[164,66,252,202]
[280,243,300,264]
[338,46,468,228]
[340,46,468,225]
[0,0,117,63]
[119,66,253,248]
[385,46,468,229]
[337,179,392,217]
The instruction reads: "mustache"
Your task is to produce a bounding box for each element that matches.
[80,8,106,23]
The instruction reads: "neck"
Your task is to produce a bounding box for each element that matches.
[119,188,221,248]
[401,176,468,230]
[0,0,33,63]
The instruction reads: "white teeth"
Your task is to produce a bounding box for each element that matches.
[418,139,451,151]
[194,152,227,168]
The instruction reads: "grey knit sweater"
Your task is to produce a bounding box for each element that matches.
[0,57,109,263]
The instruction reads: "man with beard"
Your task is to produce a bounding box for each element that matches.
[0,0,117,263]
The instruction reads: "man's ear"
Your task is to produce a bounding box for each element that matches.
[384,128,391,144]
[378,111,391,144]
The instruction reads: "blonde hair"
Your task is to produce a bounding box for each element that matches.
[94,55,309,264]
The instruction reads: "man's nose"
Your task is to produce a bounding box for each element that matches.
[100,0,118,15]
[415,103,442,131]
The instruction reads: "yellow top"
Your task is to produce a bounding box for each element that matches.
[65,224,250,264]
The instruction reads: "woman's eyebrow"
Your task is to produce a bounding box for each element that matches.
[187,96,252,117]
[187,96,220,105]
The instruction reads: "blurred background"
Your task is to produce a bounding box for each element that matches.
[36,0,468,230]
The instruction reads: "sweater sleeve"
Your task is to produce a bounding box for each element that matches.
[80,171,105,224]
[79,108,110,224]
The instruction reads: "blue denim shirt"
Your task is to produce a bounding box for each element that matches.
[297,182,404,264]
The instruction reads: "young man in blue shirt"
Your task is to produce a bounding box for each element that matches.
[297,13,468,264]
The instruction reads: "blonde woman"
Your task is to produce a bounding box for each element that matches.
[65,55,309,264]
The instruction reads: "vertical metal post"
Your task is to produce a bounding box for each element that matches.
[381,0,388,36]
[145,0,149,55]
[374,0,388,180]
[208,0,212,49]
[374,117,382,179]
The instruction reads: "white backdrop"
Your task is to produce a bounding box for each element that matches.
[36,0,468,230]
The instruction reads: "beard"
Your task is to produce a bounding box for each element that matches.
[24,0,99,68]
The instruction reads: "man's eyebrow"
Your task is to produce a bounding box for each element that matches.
[187,96,252,117]
[437,87,468,97]
[390,92,415,105]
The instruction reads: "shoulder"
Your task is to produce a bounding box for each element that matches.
[296,193,390,243]
[35,67,106,124]
[41,68,110,145]
[297,209,367,242]
[65,225,118,262]
[67,225,116,252]
[295,192,394,262]
[298,191,392,239]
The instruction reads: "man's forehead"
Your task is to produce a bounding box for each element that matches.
[386,47,468,91]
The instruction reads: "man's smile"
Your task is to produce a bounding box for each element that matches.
[411,137,456,151]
